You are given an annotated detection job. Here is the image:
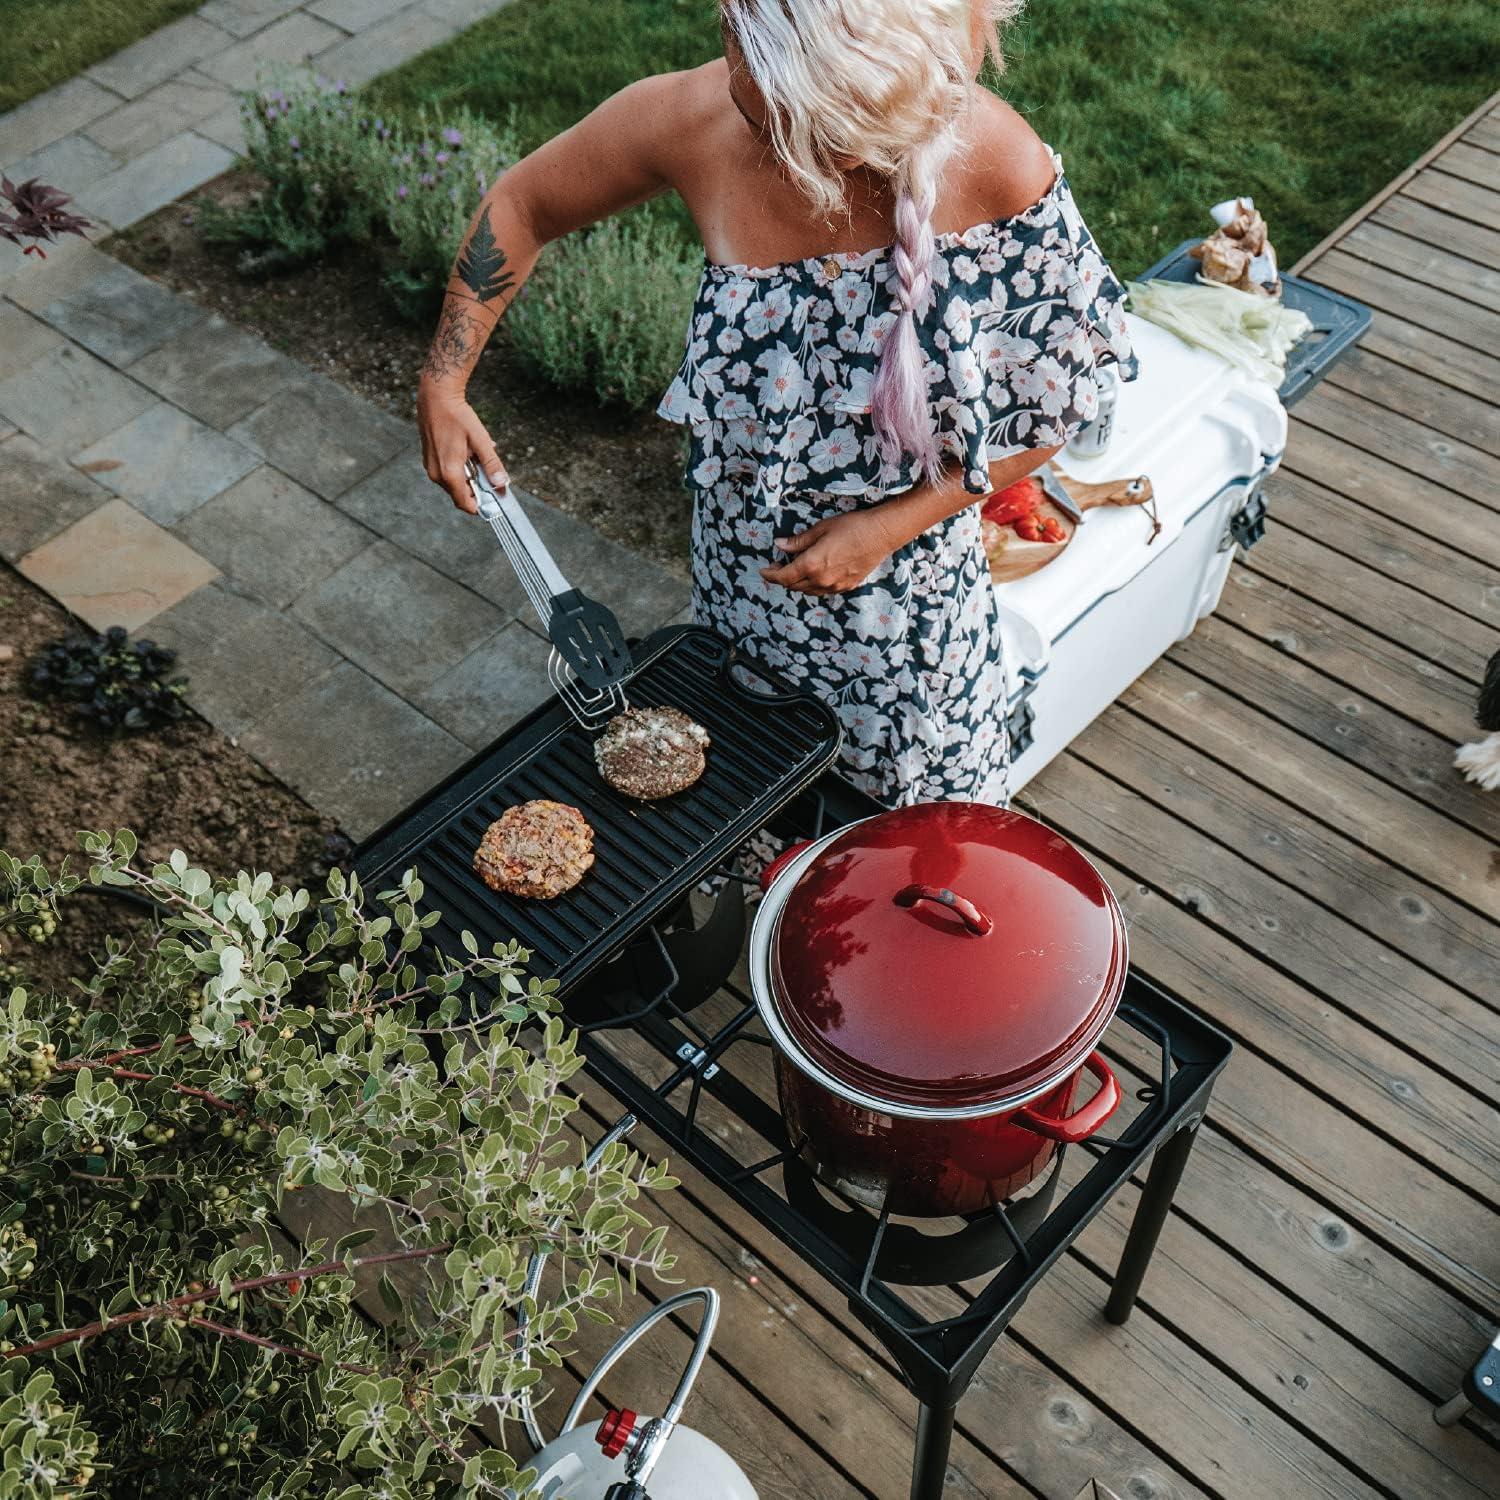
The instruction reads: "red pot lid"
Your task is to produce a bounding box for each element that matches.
[769,802,1126,1108]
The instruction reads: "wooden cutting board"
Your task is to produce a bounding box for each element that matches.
[985,465,1156,584]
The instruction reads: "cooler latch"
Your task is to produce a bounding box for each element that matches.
[1005,683,1037,758]
[1224,483,1269,552]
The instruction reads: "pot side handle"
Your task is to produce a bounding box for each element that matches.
[1015,1053,1121,1143]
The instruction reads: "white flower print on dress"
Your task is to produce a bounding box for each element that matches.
[754,344,806,412]
[834,278,874,320]
[943,294,974,342]
[946,346,984,401]
[807,426,861,473]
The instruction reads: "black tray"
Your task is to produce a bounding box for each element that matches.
[1139,239,1371,407]
[354,625,841,995]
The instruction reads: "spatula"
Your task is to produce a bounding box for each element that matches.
[466,461,632,729]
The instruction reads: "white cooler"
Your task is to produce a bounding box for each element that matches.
[994,313,1288,791]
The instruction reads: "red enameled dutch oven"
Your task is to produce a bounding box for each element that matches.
[748,801,1128,1217]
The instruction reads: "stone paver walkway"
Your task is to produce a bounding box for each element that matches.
[0,3,688,840]
[0,1,506,234]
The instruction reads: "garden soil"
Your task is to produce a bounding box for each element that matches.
[0,566,346,993]
[109,171,693,574]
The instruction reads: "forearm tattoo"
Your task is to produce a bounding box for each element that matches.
[423,300,484,383]
[454,209,516,304]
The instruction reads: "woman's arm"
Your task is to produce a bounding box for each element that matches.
[417,72,692,511]
[761,445,1062,595]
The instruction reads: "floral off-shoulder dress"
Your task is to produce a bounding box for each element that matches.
[657,152,1138,807]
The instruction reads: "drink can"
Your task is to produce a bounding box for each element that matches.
[1068,367,1119,460]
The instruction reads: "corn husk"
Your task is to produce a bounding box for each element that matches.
[1126,278,1312,384]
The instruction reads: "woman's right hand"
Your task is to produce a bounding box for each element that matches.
[417,382,509,514]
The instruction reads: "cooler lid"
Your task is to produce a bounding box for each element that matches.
[995,313,1287,652]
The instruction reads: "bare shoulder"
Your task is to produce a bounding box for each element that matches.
[962,92,1058,218]
[603,60,730,174]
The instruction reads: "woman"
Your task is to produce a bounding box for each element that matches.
[418,0,1136,807]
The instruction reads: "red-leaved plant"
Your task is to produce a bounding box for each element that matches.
[1,177,91,258]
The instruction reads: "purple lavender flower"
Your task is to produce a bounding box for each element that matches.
[289,136,300,151]
[434,151,449,165]
[442,127,463,148]
[418,172,434,187]
[397,184,408,200]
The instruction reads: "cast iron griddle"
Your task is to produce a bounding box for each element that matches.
[355,625,841,994]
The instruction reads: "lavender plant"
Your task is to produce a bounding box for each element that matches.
[201,72,696,407]
[505,209,701,410]
[0,838,675,1499]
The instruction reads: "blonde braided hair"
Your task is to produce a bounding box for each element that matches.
[722,0,1024,483]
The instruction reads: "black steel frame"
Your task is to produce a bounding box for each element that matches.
[558,773,1234,1500]
[356,742,1233,1500]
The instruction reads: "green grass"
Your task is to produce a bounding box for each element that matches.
[0,0,204,116]
[376,0,1499,275]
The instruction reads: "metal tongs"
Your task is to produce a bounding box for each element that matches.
[466,460,631,730]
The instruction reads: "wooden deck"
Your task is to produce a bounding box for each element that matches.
[302,96,1500,1498]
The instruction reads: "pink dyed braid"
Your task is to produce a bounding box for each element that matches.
[871,149,944,485]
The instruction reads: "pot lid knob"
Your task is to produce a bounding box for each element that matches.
[596,1407,637,1459]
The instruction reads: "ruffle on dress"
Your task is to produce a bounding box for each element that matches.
[657,153,1138,514]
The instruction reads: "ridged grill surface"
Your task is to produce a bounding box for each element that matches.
[356,627,840,992]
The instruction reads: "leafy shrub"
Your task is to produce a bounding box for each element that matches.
[28,625,187,734]
[0,838,674,1498]
[201,73,696,408]
[202,73,520,314]
[506,207,700,409]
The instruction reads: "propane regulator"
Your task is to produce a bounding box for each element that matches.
[511,1115,758,1500]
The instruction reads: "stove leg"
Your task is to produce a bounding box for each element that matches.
[1433,1390,1471,1427]
[910,1401,957,1500]
[1105,1121,1198,1325]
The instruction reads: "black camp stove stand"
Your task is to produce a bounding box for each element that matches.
[559,769,1234,1500]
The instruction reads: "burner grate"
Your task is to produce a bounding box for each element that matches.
[356,627,840,996]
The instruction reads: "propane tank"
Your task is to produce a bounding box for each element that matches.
[511,1116,758,1500]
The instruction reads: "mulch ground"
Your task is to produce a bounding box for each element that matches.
[108,171,693,575]
[0,564,347,993]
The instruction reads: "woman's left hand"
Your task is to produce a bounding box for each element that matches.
[761,509,904,595]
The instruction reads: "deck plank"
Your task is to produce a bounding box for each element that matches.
[1310,244,1500,348]
[1073,703,1500,1000]
[1323,347,1500,458]
[1434,141,1500,192]
[1275,381,1500,513]
[1466,113,1500,154]
[1248,508,1494,684]
[1404,166,1500,233]
[1375,192,1500,272]
[1280,421,1500,572]
[1173,614,1498,839]
[1333,222,1500,317]
[1260,471,1500,632]
[1075,1181,1500,1499]
[1119,654,1497,920]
